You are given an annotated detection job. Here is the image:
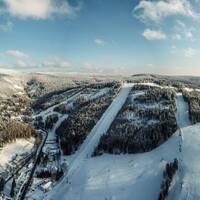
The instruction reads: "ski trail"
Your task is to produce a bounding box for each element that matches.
[46,114,68,141]
[47,83,134,199]
[175,93,191,128]
[34,89,82,118]
[169,93,193,200]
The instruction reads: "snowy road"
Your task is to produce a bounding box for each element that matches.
[47,83,135,199]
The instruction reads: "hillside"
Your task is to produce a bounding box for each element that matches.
[46,124,200,200]
[0,72,200,200]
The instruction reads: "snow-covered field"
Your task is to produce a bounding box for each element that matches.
[42,83,132,198]
[46,124,200,200]
[43,83,200,200]
[2,72,200,200]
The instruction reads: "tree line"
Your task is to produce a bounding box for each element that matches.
[182,90,200,124]
[0,120,36,147]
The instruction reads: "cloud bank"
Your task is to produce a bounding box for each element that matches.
[5,50,28,58]
[0,0,81,20]
[142,29,167,40]
[133,0,199,23]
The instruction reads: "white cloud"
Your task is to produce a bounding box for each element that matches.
[184,47,197,57]
[4,50,37,67]
[83,62,94,71]
[94,38,106,46]
[133,0,199,23]
[43,57,72,68]
[0,21,13,32]
[15,59,37,67]
[0,0,81,20]
[185,30,193,39]
[5,50,28,58]
[4,51,72,68]
[172,33,182,40]
[142,29,167,40]
[172,20,194,40]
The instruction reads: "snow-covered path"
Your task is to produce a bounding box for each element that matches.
[175,95,200,200]
[47,83,135,199]
[46,114,68,141]
[175,93,191,128]
[46,123,200,200]
[172,93,199,200]
[168,125,200,200]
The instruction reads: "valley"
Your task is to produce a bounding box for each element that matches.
[0,71,200,200]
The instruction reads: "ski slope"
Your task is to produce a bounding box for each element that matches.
[48,125,200,200]
[45,83,135,199]
[175,93,191,128]
[43,84,200,200]
[34,90,82,118]
[168,124,200,200]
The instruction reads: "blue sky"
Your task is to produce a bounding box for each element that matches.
[0,0,200,75]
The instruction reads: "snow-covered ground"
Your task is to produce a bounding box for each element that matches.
[42,83,200,200]
[44,83,173,199]
[34,90,82,118]
[44,83,133,199]
[45,88,200,200]
[46,123,200,200]
[35,87,112,120]
[168,124,200,200]
[136,101,169,110]
[183,87,200,92]
[0,69,26,98]
[83,87,112,101]
[0,138,34,170]
[175,93,191,128]
[21,81,200,200]
[46,114,68,142]
[136,82,175,90]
